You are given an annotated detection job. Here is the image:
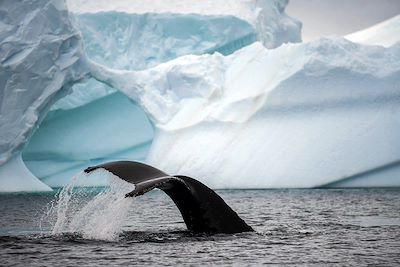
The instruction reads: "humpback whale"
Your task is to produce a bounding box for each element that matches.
[84,161,253,234]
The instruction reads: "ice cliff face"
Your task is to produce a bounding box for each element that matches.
[0,0,88,164]
[0,0,89,191]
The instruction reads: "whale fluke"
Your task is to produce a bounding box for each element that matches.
[84,161,253,234]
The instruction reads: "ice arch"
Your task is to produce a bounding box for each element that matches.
[22,0,301,188]
[22,88,153,187]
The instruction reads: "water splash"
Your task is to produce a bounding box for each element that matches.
[43,169,135,241]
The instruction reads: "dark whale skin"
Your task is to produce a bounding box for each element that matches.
[84,161,253,234]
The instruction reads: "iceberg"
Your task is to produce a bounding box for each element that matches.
[1,0,399,191]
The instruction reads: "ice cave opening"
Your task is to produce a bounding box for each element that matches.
[22,79,154,188]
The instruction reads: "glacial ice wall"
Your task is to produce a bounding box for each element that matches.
[0,0,89,191]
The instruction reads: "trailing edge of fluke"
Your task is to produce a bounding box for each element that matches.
[84,161,253,234]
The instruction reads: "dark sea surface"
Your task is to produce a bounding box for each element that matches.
[1,189,400,266]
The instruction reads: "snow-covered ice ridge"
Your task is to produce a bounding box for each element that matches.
[1,0,400,191]
[346,14,400,47]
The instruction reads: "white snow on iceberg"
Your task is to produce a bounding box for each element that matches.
[346,15,400,47]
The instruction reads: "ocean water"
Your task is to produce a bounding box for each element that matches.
[1,188,400,266]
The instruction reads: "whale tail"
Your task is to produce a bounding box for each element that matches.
[84,161,253,234]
